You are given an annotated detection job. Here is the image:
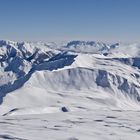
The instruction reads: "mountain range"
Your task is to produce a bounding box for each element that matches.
[1,40,140,139]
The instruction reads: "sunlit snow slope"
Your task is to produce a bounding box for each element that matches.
[0,40,140,116]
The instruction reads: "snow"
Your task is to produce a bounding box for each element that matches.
[1,110,140,140]
[0,40,140,139]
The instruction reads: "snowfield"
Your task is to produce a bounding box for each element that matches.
[1,110,140,140]
[0,40,140,139]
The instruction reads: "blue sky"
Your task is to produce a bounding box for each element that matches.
[0,0,140,42]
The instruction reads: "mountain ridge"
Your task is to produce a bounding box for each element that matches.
[0,40,140,115]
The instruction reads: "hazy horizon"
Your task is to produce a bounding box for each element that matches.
[0,0,140,42]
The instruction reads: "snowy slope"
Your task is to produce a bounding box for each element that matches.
[0,40,140,115]
[1,110,140,140]
[1,40,140,139]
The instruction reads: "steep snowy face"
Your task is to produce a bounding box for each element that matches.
[0,41,31,87]
[1,40,140,115]
[0,40,57,81]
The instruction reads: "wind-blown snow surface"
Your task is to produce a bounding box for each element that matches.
[1,40,140,139]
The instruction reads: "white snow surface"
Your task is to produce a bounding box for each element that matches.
[0,40,140,139]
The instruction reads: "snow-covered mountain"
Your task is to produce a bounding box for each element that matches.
[0,40,140,116]
[1,40,140,139]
